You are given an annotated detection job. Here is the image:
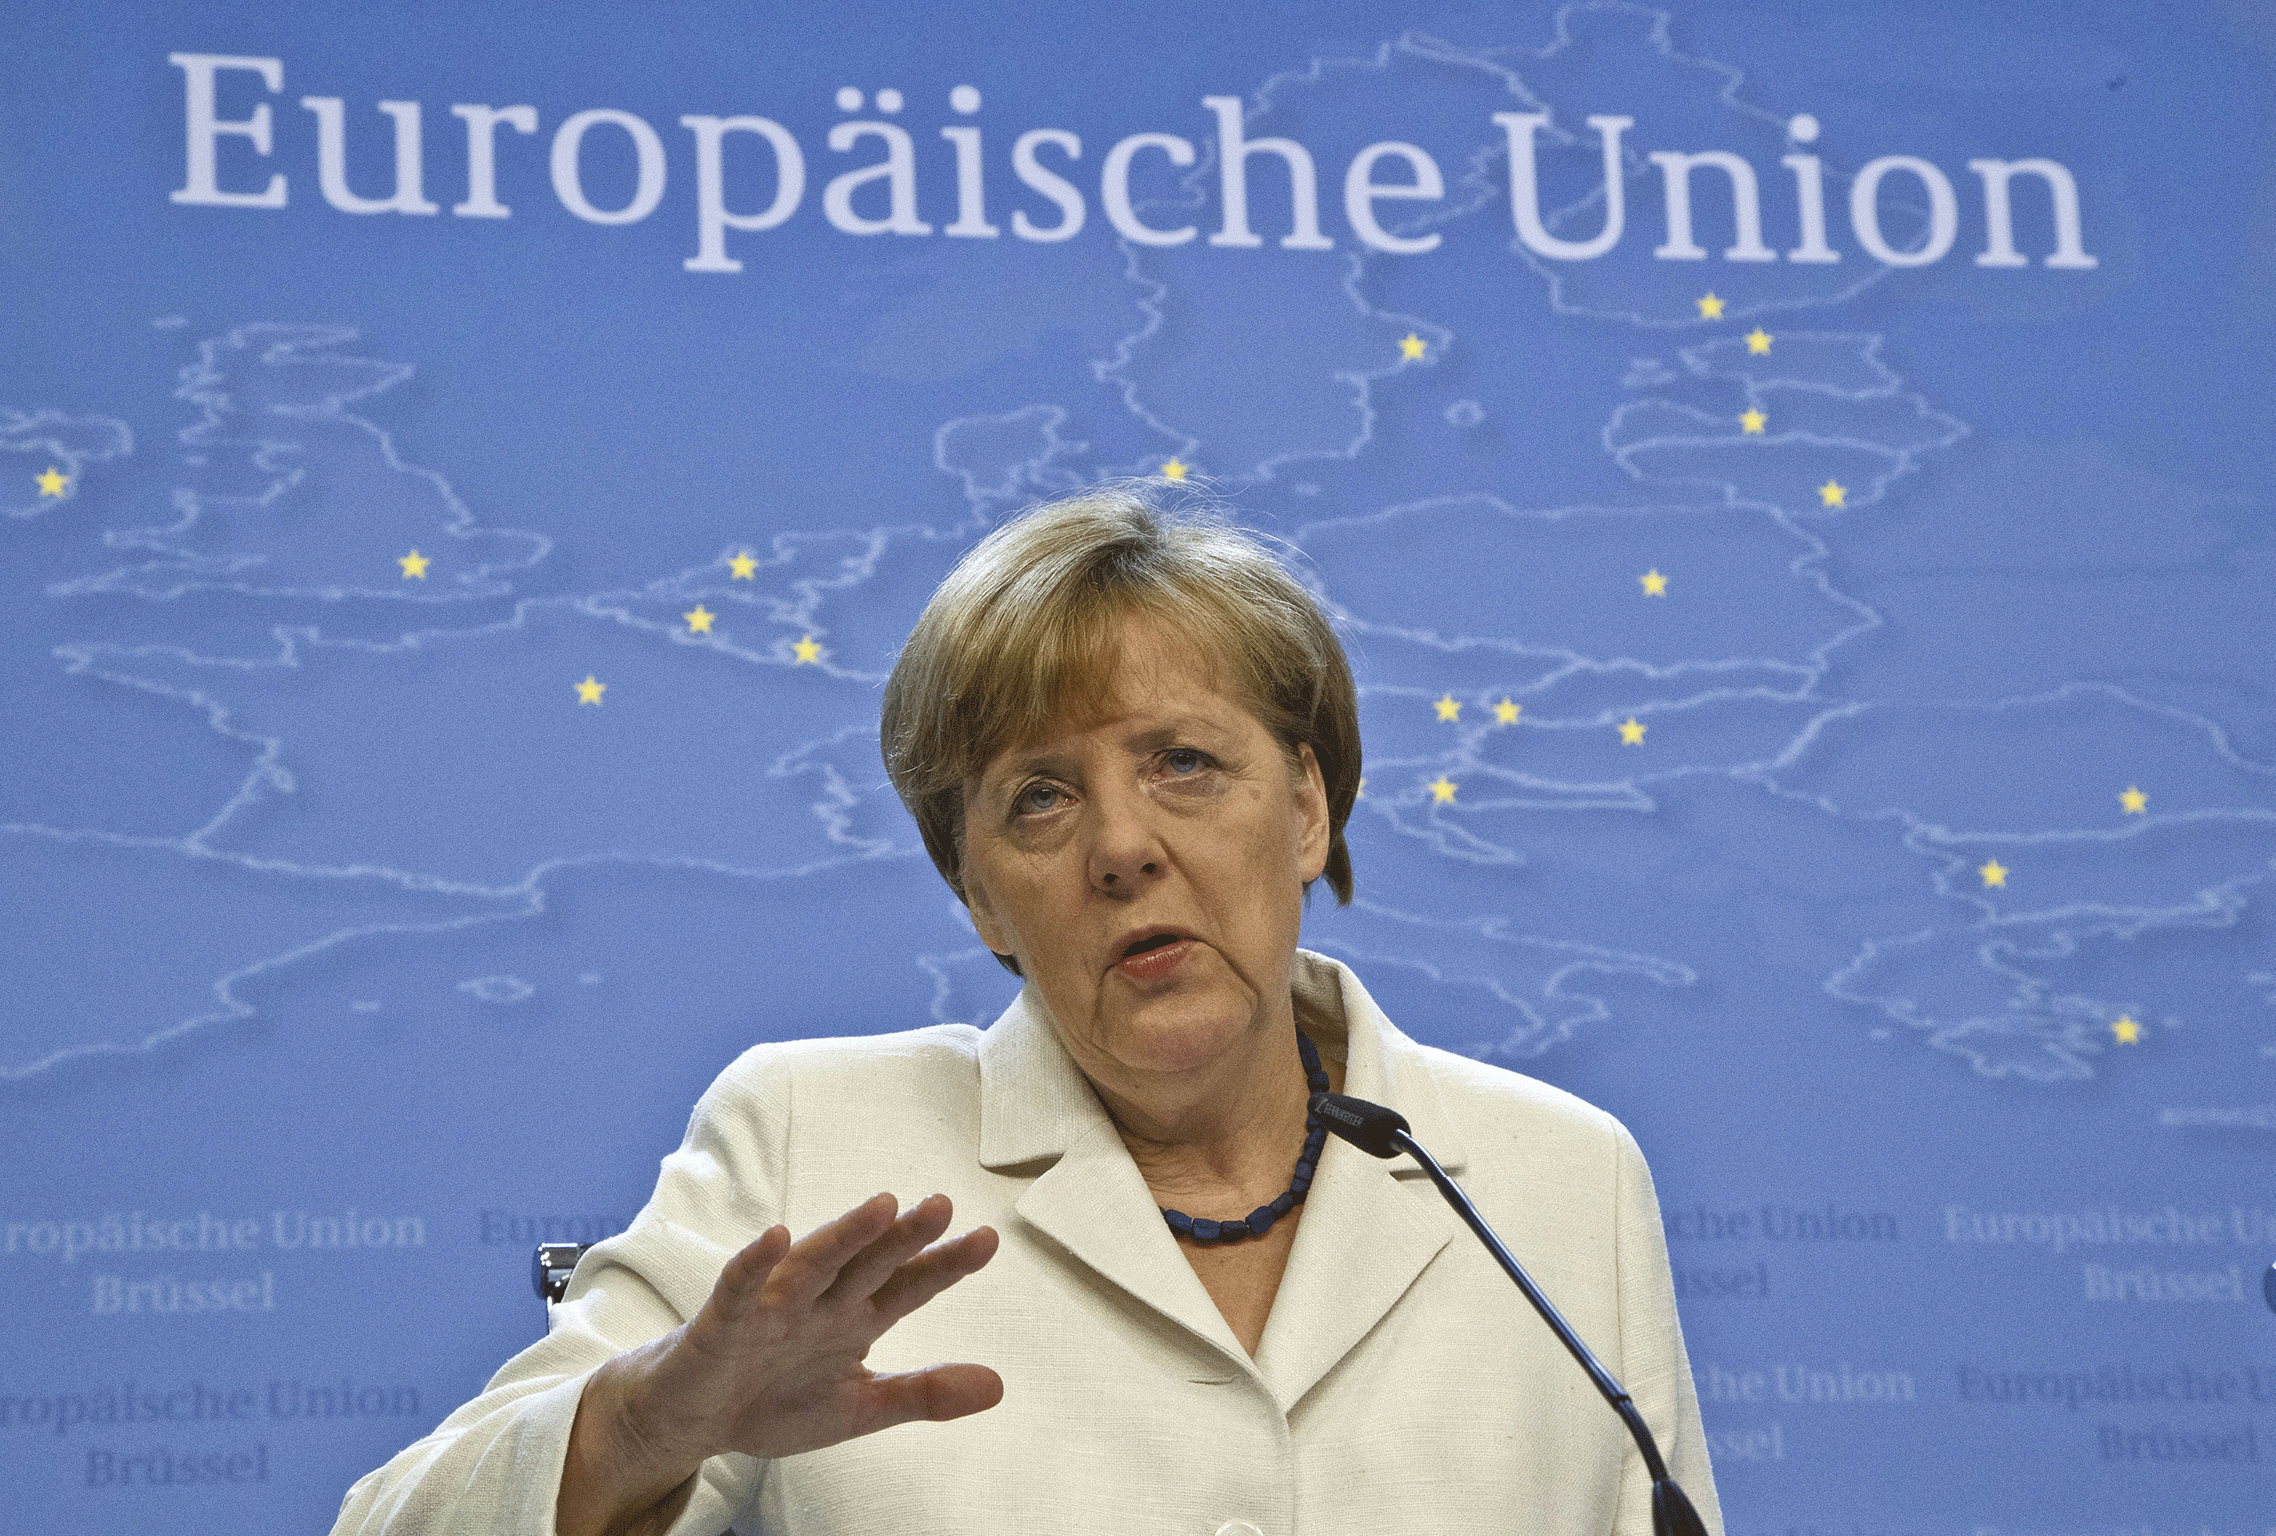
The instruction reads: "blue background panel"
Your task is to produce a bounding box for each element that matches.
[3,3,2272,1530]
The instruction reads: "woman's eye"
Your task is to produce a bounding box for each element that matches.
[1162,748,1208,775]
[1012,783,1064,815]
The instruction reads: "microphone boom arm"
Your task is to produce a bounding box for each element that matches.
[1390,1127,1671,1484]
[1311,1091,1710,1536]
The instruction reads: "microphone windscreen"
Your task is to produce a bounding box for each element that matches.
[1310,1092,1411,1159]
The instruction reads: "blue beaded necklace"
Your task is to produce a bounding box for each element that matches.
[1160,1027,1332,1245]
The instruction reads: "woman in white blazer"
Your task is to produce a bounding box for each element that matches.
[333,488,1722,1536]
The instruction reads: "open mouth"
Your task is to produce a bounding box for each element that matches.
[1122,932,1185,960]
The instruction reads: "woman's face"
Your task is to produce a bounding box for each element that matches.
[959,617,1330,1102]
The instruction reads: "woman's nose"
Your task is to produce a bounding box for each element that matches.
[1087,784,1165,893]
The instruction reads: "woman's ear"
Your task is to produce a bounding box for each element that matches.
[1293,742,1330,883]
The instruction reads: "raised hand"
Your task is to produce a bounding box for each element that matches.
[558,1194,1000,1536]
[660,1192,1002,1456]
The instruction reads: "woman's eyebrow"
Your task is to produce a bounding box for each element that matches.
[988,748,1076,785]
[983,713,1234,785]
[1122,714,1232,751]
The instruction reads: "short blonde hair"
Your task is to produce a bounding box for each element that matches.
[881,485,1359,910]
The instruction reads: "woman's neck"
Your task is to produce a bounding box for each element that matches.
[1094,997,1335,1208]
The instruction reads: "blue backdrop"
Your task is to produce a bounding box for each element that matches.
[5,2,2273,1530]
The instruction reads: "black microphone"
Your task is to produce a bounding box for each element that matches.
[1308,1089,1410,1156]
[1311,1090,1711,1536]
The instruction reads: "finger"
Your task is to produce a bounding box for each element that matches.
[820,1193,955,1308]
[766,1193,901,1310]
[869,1224,999,1327]
[852,1362,1005,1437]
[706,1224,792,1324]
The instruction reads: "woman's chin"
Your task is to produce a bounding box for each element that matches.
[1034,946,1284,1082]
[1106,994,1270,1078]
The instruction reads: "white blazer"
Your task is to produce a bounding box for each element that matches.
[334,952,1722,1536]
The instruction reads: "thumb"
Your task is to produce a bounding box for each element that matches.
[854,1363,1005,1437]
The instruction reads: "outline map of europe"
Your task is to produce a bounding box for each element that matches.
[5,3,2272,1529]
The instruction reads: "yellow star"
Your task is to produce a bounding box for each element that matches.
[1696,293,1725,320]
[576,674,606,705]
[1739,407,1767,434]
[397,549,431,579]
[2110,1015,2142,1044]
[1434,694,1461,722]
[36,466,69,497]
[1818,479,1847,508]
[1428,775,1457,804]
[1160,458,1188,481]
[683,604,716,634]
[1619,717,1647,745]
[1640,568,1669,597]
[728,551,758,580]
[1400,333,1427,360]
[1494,698,1520,725]
[2119,786,2147,814]
[1978,858,2008,888]
[792,635,822,665]
[1745,327,1773,355]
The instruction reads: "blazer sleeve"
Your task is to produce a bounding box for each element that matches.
[1611,1121,1724,1536]
[329,1045,793,1536]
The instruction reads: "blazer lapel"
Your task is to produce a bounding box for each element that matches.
[978,989,1252,1369]
[1254,954,1468,1413]
[973,955,1475,1399]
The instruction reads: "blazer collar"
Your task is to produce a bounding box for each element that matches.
[1288,950,1468,1177]
[977,982,1247,1363]
[974,983,1104,1169]
[1257,953,1463,1410]
[976,952,1469,1404]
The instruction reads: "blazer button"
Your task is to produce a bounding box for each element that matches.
[1215,1523,1264,1536]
